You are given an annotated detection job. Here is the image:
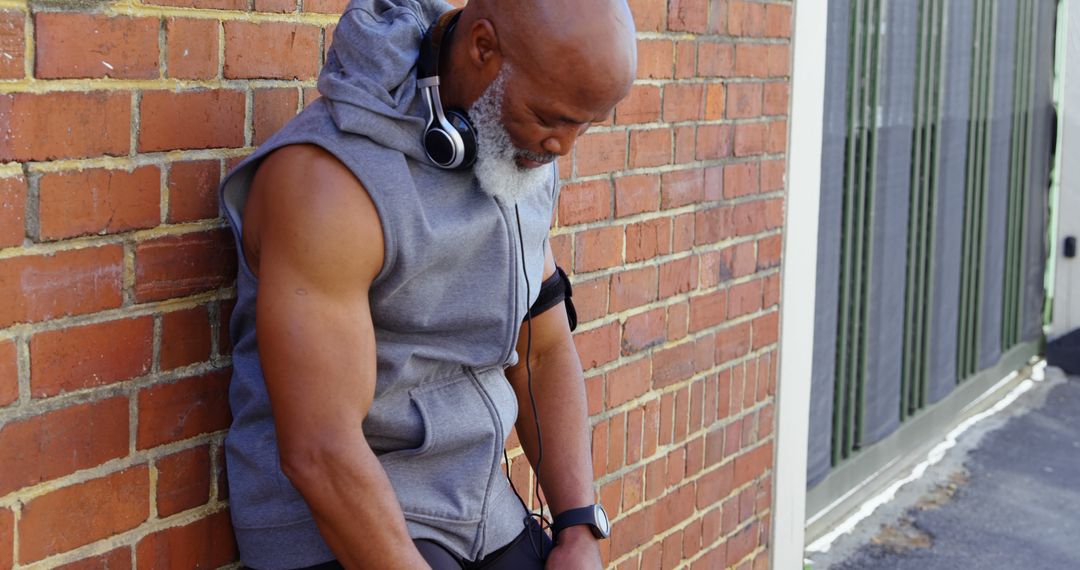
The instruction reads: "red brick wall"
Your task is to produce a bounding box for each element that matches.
[0,0,789,568]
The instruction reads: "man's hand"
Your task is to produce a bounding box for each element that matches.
[545,526,603,570]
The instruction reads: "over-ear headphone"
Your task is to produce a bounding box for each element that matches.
[418,9,478,170]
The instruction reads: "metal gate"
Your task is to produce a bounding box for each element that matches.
[805,0,1056,514]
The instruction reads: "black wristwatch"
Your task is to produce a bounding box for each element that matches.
[551,504,611,540]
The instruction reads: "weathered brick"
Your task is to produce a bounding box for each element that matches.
[0,246,123,328]
[559,180,611,226]
[614,174,660,218]
[304,0,350,12]
[668,0,708,33]
[575,131,627,177]
[752,311,779,350]
[728,1,766,36]
[674,125,697,164]
[697,124,733,161]
[139,90,245,152]
[735,44,770,78]
[705,83,725,120]
[168,160,221,223]
[609,265,658,312]
[625,217,671,263]
[0,175,25,247]
[0,339,15,406]
[161,305,212,370]
[135,509,236,570]
[0,11,24,79]
[156,445,212,517]
[0,507,11,570]
[699,42,734,77]
[716,321,752,363]
[663,83,704,123]
[31,317,153,397]
[573,322,620,371]
[627,0,666,31]
[661,168,704,209]
[734,121,768,157]
[166,18,219,80]
[574,226,623,273]
[765,3,793,38]
[38,167,160,240]
[0,91,130,161]
[224,21,321,80]
[621,309,666,355]
[676,40,697,79]
[254,87,300,145]
[636,39,673,79]
[615,84,661,125]
[255,0,296,12]
[658,256,697,298]
[725,161,760,198]
[19,466,149,563]
[134,228,237,302]
[727,82,763,119]
[137,369,232,449]
[764,81,790,116]
[35,13,158,79]
[629,128,672,168]
[768,43,792,77]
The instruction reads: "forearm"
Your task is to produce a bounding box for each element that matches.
[284,442,430,570]
[509,336,596,516]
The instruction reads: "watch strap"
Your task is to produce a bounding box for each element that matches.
[552,505,609,539]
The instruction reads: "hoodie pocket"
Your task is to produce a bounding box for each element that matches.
[378,372,500,524]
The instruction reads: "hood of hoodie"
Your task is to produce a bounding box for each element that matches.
[317,0,452,164]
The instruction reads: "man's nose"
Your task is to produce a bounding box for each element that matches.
[542,124,591,157]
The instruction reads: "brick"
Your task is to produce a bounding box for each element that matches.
[609,265,658,312]
[697,462,734,509]
[637,39,673,79]
[705,83,725,120]
[38,167,161,240]
[699,42,734,77]
[726,522,757,567]
[731,199,768,236]
[697,124,733,160]
[661,168,704,209]
[625,218,671,263]
[622,308,666,355]
[0,339,14,406]
[768,118,788,153]
[551,233,572,271]
[768,44,792,77]
[727,82,763,119]
[658,256,697,298]
[653,342,696,388]
[139,90,245,152]
[627,0,666,31]
[0,11,24,79]
[137,369,232,449]
[615,84,661,125]
[675,40,697,79]
[575,131,627,176]
[31,317,153,397]
[728,279,762,318]
[673,212,696,251]
[35,13,158,79]
[166,18,219,80]
[55,547,132,570]
[735,44,770,78]
[716,321,752,363]
[217,299,235,357]
[762,158,786,192]
[718,241,757,281]
[573,276,609,323]
[765,3,793,38]
[0,91,130,161]
[764,81,790,115]
[695,205,733,246]
[757,233,782,269]
[704,165,724,202]
[621,466,645,511]
[144,0,244,8]
[752,311,779,350]
[558,180,611,226]
[607,412,626,471]
[592,420,608,479]
[256,0,295,11]
[629,128,672,168]
[734,121,768,156]
[136,509,236,570]
[304,0,350,12]
[725,161,760,198]
[705,425,724,466]
[667,300,689,341]
[161,306,212,370]
[674,125,696,164]
[614,174,660,218]
[135,228,237,302]
[19,466,149,563]
[663,83,704,123]
[668,0,708,33]
[0,507,10,570]
[600,478,622,519]
[224,21,320,80]
[156,445,212,517]
[168,160,221,223]
[254,88,300,145]
[573,322,620,371]
[574,226,623,272]
[0,175,25,246]
[688,290,727,333]
[728,1,765,36]
[0,246,123,328]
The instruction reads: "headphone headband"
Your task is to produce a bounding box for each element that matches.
[418,8,463,81]
[418,8,477,170]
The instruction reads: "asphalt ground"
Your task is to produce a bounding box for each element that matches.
[808,367,1080,569]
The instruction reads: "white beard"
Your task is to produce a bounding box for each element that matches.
[467,68,553,205]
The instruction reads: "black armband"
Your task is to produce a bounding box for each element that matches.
[524,265,578,331]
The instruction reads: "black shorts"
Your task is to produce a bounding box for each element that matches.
[272,518,553,570]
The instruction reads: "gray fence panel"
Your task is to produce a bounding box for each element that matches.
[807,0,852,487]
[978,0,1017,370]
[928,0,974,403]
[862,0,917,445]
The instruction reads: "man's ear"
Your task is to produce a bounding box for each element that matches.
[466,18,502,74]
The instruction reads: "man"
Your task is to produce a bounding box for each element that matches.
[219,0,636,568]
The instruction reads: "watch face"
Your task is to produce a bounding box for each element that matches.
[594,504,611,537]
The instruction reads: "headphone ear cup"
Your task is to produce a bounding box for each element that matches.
[444,108,477,169]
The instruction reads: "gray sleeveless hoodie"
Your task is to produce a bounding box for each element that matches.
[219,1,558,567]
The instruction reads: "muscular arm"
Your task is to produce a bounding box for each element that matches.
[505,241,602,564]
[247,145,429,569]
